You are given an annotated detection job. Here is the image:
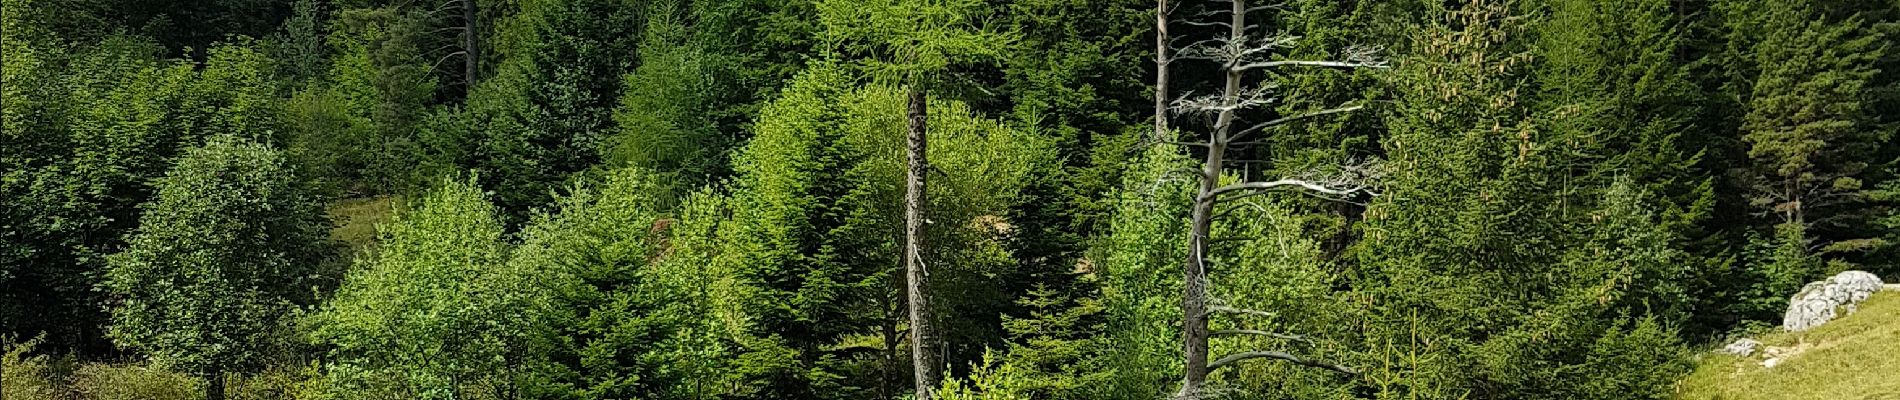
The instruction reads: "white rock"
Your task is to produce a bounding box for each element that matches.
[1719,338,1762,356]
[1761,357,1781,368]
[1782,271,1885,332]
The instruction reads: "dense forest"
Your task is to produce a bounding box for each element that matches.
[2,0,1898,398]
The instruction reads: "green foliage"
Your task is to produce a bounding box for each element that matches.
[3,336,71,399]
[8,0,1900,398]
[989,0,1150,319]
[285,5,438,196]
[721,65,1050,397]
[71,363,206,400]
[1090,137,1193,400]
[603,2,725,193]
[600,0,822,193]
[306,175,546,399]
[1725,0,1891,270]
[1349,2,1695,398]
[930,351,1033,400]
[1093,138,1362,399]
[2,35,290,351]
[424,0,649,222]
[816,0,1008,86]
[104,135,334,377]
[513,168,787,399]
[982,283,1111,399]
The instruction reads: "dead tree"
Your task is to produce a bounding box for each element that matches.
[461,0,478,86]
[1157,0,1385,397]
[415,0,479,88]
[905,87,939,400]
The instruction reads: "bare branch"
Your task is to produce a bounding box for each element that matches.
[1234,35,1300,62]
[1191,8,1230,18]
[1207,351,1357,376]
[1231,104,1365,141]
[1172,85,1279,119]
[429,51,469,73]
[1207,305,1275,318]
[1173,38,1234,61]
[1201,179,1356,202]
[1236,59,1387,71]
[1233,44,1389,71]
[1179,20,1232,28]
[1243,4,1286,13]
[1212,330,1310,343]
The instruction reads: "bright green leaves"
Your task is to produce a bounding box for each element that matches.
[104,135,333,376]
[4,35,291,352]
[306,176,543,398]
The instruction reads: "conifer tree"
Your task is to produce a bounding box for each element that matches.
[1725,0,1889,282]
[816,1,1009,396]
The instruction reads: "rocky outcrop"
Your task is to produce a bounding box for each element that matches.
[1719,338,1762,356]
[1781,271,1885,332]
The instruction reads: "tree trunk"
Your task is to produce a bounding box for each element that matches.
[463,0,479,87]
[1154,0,1170,140]
[1179,141,1224,398]
[904,88,938,399]
[1178,0,1246,397]
[206,370,226,400]
[882,273,901,400]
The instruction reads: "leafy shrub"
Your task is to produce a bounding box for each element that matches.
[70,363,201,400]
[3,336,73,400]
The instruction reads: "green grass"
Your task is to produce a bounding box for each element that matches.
[1675,292,1900,400]
[328,196,396,253]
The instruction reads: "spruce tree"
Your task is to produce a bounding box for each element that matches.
[1728,0,1889,283]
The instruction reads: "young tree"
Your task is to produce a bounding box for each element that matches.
[605,0,724,194]
[513,167,792,398]
[721,65,1048,398]
[1352,1,1696,398]
[103,135,334,400]
[816,1,1008,396]
[307,175,547,399]
[1157,0,1382,396]
[1,33,289,353]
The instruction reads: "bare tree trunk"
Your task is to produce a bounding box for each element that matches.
[1154,0,1170,140]
[462,0,479,87]
[882,272,901,400]
[1179,137,1223,399]
[206,370,226,400]
[905,88,938,400]
[1179,1,1246,397]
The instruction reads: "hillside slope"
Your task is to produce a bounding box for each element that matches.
[1675,292,1900,400]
